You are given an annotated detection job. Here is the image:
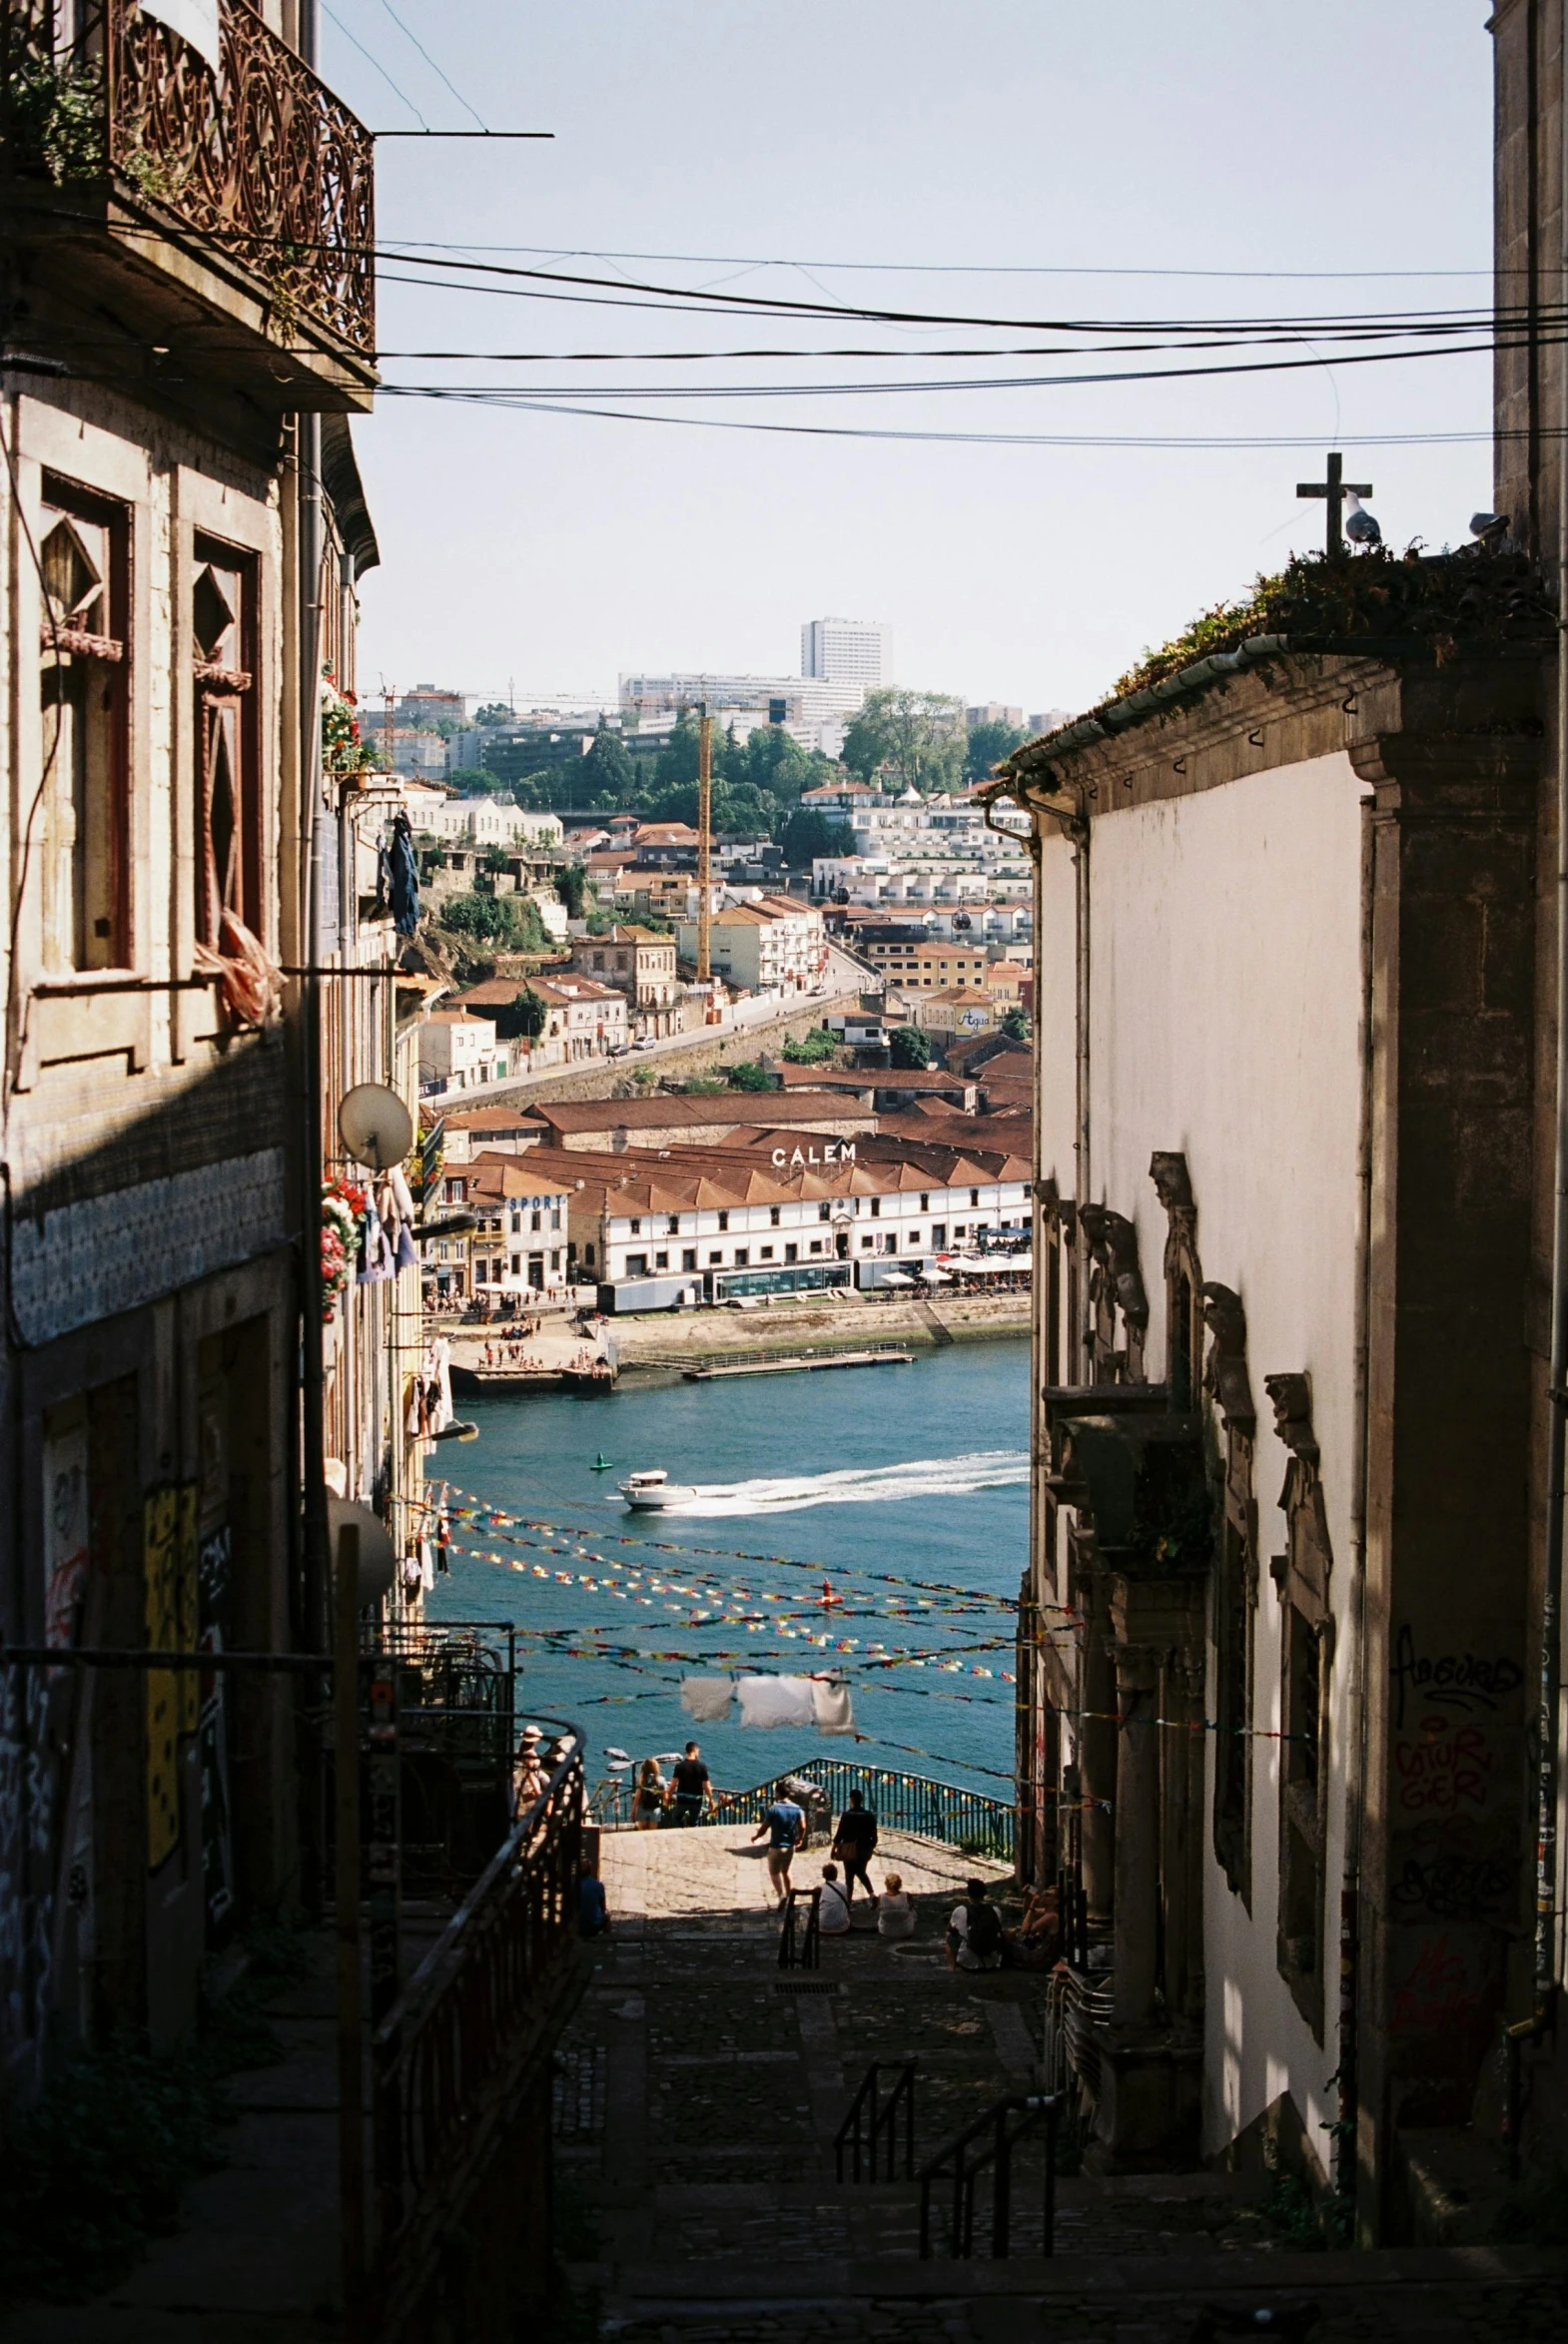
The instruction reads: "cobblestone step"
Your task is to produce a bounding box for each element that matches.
[584,2245,1568,2344]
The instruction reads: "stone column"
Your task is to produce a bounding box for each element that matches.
[1112,1640,1160,2028]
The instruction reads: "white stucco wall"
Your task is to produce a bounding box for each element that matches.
[1036,752,1367,2161]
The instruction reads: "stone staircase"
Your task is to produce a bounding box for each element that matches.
[557,1840,1568,2342]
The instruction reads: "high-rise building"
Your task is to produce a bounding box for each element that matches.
[801,616,892,695]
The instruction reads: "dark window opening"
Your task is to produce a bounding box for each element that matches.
[39,482,130,970]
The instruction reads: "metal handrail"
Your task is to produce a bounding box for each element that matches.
[779,1884,821,1969]
[918,2090,1062,2261]
[709,1759,1015,1861]
[371,1717,584,2315]
[0,1,376,355]
[836,2058,916,2182]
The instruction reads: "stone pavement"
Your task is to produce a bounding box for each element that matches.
[562,1828,1568,2344]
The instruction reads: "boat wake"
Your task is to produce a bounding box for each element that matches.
[659,1450,1029,1518]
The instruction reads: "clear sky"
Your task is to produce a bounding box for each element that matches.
[324,0,1495,720]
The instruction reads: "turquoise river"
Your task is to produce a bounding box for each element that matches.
[424,1337,1029,1802]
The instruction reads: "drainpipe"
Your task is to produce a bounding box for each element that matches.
[1537,86,1568,2025]
[1070,798,1091,1376]
[1337,793,1375,2212]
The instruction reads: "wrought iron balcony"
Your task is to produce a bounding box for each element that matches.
[1,0,375,402]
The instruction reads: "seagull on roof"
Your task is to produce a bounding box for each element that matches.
[1343,489,1381,548]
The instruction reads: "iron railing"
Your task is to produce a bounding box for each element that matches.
[918,2090,1063,2260]
[361,1619,518,1894]
[836,2059,916,2182]
[0,0,375,353]
[713,1759,1016,1862]
[371,1718,584,2320]
[778,1883,820,1969]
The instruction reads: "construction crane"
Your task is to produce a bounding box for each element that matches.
[697,698,712,987]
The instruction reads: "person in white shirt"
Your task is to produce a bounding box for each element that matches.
[876,1872,915,1941]
[946,1878,1004,1971]
[817,1862,852,1936]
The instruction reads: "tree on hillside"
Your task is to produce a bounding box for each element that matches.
[556,863,591,919]
[843,689,966,793]
[437,892,546,953]
[481,844,509,875]
[888,1025,933,1069]
[580,719,635,802]
[1001,1005,1032,1044]
[473,702,511,726]
[779,807,854,867]
[964,718,1029,783]
[445,764,503,795]
[726,1061,774,1092]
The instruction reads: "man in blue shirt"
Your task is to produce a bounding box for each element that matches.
[579,1861,610,1939]
[752,1786,806,1907]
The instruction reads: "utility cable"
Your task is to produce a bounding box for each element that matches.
[320,0,428,127]
[369,0,487,130]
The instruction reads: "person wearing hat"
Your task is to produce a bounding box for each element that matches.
[514,1723,546,1819]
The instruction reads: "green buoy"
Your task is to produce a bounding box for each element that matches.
[590,1453,614,1471]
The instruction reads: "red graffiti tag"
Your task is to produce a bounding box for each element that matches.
[1394,1714,1495,1815]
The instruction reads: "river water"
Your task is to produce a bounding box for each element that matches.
[423,1338,1029,1801]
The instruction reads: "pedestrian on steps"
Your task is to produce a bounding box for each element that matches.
[831,1788,879,1910]
[670,1741,715,1827]
[752,1784,806,1907]
[946,1878,1003,1972]
[632,1756,665,1831]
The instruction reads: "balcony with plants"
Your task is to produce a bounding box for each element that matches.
[0,0,376,406]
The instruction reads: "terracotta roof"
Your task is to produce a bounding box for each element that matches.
[529,975,625,1005]
[525,1091,876,1136]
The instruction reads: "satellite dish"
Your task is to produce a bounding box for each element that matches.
[338,1084,413,1172]
[327,1496,395,1608]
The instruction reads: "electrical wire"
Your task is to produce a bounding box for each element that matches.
[368,0,487,130]
[320,0,428,127]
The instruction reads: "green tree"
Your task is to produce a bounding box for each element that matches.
[655,709,703,790]
[843,689,966,793]
[445,764,501,794]
[782,1026,839,1065]
[1001,1005,1032,1044]
[964,718,1029,783]
[726,1061,774,1092]
[779,807,854,867]
[473,702,511,726]
[580,720,635,802]
[889,1025,932,1070]
[437,892,546,953]
[480,845,509,876]
[556,863,591,920]
[492,985,547,1041]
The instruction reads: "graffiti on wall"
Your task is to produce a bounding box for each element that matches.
[144,1486,199,1874]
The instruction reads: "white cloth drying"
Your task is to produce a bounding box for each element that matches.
[679,1677,734,1725]
[736,1675,817,1730]
[811,1679,856,1736]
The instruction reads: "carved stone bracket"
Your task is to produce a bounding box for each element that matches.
[1200,1282,1256,1430]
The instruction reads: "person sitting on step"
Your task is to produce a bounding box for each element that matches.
[817,1862,852,1937]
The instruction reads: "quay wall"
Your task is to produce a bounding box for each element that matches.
[610,1290,1028,1368]
[450,991,867,1112]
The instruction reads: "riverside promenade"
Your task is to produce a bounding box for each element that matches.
[561,1829,1567,2343]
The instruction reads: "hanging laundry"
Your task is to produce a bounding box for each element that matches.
[357,1196,394,1283]
[736,1675,817,1731]
[387,811,420,938]
[679,1677,734,1725]
[812,1678,856,1736]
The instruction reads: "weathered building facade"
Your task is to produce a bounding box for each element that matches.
[1005,604,1552,2227]
[0,0,375,2080]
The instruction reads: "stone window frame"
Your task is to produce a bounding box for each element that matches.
[192,530,261,950]
[38,470,133,974]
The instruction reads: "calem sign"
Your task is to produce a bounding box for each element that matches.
[771,1142,857,1169]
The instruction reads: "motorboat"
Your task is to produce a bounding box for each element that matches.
[619,1468,697,1512]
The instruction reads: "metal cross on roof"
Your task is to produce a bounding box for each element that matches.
[1296,451,1373,558]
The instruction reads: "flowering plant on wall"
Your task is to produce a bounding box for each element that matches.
[322,1176,369,1318]
[322,666,381,782]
